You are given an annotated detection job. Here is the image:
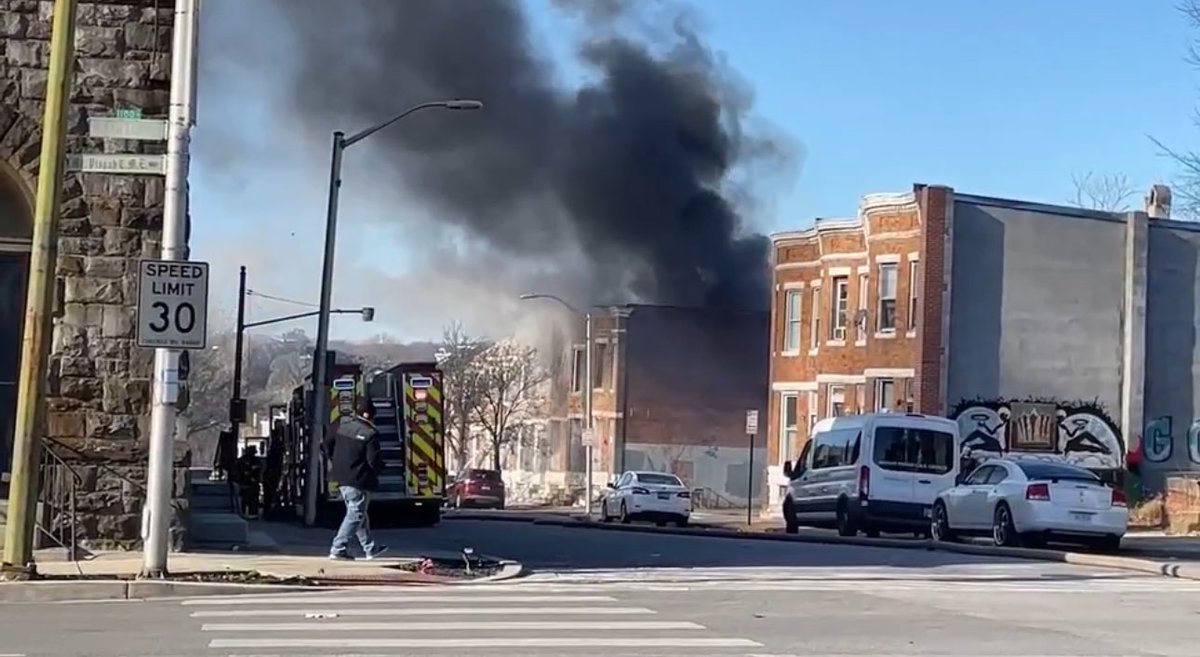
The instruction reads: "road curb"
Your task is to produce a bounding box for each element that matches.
[512,514,1200,581]
[0,579,325,604]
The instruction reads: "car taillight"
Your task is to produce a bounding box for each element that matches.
[1111,487,1127,507]
[857,466,869,498]
[631,487,650,495]
[677,491,690,498]
[1025,483,1051,501]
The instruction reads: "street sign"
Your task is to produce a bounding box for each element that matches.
[87,117,167,141]
[745,410,759,436]
[581,428,595,447]
[115,107,143,119]
[66,153,165,175]
[136,260,209,349]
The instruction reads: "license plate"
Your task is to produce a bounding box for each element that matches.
[1070,512,1094,521]
[657,492,671,500]
[480,486,491,491]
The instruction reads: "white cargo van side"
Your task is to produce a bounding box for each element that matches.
[781,412,961,537]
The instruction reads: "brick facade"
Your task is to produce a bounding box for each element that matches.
[765,186,951,511]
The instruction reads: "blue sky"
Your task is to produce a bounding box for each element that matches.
[190,0,1198,342]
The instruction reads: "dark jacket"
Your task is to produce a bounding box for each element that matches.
[323,415,383,491]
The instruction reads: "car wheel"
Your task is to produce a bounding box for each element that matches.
[992,503,1019,547]
[783,498,800,535]
[835,500,858,537]
[619,501,632,524]
[600,500,612,523]
[931,501,957,543]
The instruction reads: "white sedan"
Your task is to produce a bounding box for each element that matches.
[600,470,692,527]
[931,457,1127,551]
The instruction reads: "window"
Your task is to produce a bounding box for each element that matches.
[984,466,1010,485]
[593,341,611,389]
[830,276,849,341]
[875,378,895,412]
[806,391,818,434]
[781,394,798,463]
[877,263,898,331]
[810,287,821,350]
[635,473,684,487]
[907,260,919,333]
[857,272,869,340]
[903,378,914,411]
[963,465,997,486]
[828,385,846,417]
[784,289,802,352]
[855,384,866,415]
[811,428,861,470]
[571,347,584,392]
[871,426,955,474]
[1016,461,1099,482]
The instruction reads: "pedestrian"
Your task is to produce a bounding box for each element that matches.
[235,444,262,518]
[323,396,388,561]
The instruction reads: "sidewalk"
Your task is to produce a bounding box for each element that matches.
[31,550,426,582]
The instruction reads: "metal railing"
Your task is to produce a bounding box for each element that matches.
[690,486,741,510]
[36,438,82,561]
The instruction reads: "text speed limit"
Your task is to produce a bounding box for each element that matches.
[137,259,210,349]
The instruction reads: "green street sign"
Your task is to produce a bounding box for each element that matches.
[114,107,143,119]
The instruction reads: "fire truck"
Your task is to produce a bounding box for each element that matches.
[279,354,447,527]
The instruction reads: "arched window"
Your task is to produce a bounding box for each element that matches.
[0,164,33,246]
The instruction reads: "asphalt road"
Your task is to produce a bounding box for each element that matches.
[1,518,1197,656]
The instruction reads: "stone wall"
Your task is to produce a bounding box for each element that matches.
[1,0,190,548]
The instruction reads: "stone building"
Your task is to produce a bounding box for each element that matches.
[1,0,189,549]
[765,183,1200,526]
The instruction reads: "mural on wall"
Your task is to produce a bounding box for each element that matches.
[1138,416,1200,465]
[950,398,1124,470]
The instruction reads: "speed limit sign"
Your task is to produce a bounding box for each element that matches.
[137,259,210,349]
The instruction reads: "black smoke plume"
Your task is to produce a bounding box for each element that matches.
[260,0,787,311]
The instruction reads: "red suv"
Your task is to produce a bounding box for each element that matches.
[448,469,506,509]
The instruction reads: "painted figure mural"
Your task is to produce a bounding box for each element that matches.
[950,399,1124,470]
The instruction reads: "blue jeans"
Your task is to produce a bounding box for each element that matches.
[331,485,376,556]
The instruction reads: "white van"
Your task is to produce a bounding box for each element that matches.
[781,412,961,537]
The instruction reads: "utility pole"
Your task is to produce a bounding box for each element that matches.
[0,0,78,579]
[142,0,200,577]
[230,266,247,442]
[305,131,345,527]
[583,312,594,518]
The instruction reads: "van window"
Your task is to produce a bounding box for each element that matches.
[811,428,861,469]
[872,426,955,474]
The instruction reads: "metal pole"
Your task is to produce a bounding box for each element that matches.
[305,132,345,527]
[747,431,755,526]
[583,312,593,517]
[0,0,77,579]
[230,266,246,443]
[142,0,199,577]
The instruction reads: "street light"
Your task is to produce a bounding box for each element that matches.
[519,293,595,518]
[229,265,373,449]
[307,99,484,526]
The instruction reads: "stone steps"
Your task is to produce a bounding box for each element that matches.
[185,468,250,550]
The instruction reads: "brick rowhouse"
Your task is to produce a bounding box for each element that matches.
[764,185,950,512]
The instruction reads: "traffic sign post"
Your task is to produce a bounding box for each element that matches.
[137,260,210,350]
[745,410,759,526]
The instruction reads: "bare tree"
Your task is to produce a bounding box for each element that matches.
[469,339,549,472]
[1149,0,1200,218]
[436,322,489,470]
[1070,172,1137,212]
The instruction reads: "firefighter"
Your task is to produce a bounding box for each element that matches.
[235,444,263,518]
[263,422,285,518]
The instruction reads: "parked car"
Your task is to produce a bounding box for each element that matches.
[931,457,1127,551]
[781,412,961,537]
[447,468,506,509]
[600,470,691,526]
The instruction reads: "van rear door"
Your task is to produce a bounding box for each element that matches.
[868,424,916,510]
[868,419,958,520]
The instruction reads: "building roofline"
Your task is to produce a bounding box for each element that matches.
[952,192,1126,223]
[771,191,917,244]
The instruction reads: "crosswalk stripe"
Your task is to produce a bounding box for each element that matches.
[209,637,764,649]
[183,594,617,606]
[203,620,703,632]
[191,605,656,618]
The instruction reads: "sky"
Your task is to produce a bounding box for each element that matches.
[189,0,1198,343]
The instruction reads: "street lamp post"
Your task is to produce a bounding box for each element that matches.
[229,266,373,453]
[306,99,483,526]
[519,293,594,518]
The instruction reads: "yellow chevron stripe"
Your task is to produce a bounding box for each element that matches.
[426,383,442,403]
[409,431,438,465]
